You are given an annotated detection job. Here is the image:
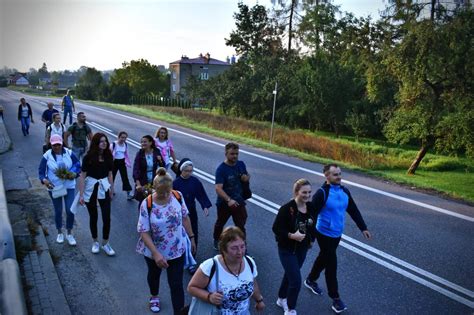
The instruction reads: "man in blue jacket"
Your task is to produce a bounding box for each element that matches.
[304,163,371,314]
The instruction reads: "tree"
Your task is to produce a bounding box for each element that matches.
[274,0,332,54]
[108,59,168,103]
[38,62,48,75]
[382,9,474,174]
[76,67,106,100]
[28,68,39,86]
[226,3,283,61]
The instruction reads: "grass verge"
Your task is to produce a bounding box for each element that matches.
[79,100,473,203]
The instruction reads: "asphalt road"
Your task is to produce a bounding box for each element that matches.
[1,88,473,315]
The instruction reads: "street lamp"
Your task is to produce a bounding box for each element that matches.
[270,82,278,144]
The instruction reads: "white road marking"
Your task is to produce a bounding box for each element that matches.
[27,95,474,307]
[342,235,474,299]
[341,242,474,308]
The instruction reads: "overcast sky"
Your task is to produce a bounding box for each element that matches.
[0,0,387,72]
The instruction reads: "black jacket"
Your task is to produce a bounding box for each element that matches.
[18,103,33,120]
[312,182,367,232]
[272,199,317,251]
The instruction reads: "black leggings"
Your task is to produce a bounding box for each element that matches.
[112,159,132,191]
[85,184,111,240]
[145,255,185,314]
[307,230,342,299]
[188,207,199,245]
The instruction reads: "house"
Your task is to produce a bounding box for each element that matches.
[8,73,29,86]
[169,53,231,98]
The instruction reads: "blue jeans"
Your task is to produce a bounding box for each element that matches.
[278,246,308,310]
[63,107,73,124]
[145,254,185,315]
[48,188,75,230]
[72,146,86,161]
[20,117,30,135]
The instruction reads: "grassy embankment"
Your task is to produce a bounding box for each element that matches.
[6,86,473,203]
[83,101,473,203]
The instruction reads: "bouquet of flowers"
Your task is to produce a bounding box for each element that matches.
[142,183,154,198]
[54,167,76,180]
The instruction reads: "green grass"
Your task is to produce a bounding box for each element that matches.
[7,85,56,97]
[81,101,474,203]
[7,87,473,203]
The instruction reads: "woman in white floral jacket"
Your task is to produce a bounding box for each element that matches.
[136,167,195,314]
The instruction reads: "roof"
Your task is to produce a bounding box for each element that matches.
[10,73,28,82]
[170,55,230,66]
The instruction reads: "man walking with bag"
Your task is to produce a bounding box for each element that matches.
[212,142,251,250]
[64,112,92,160]
[304,163,371,314]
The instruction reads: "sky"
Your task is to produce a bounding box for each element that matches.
[0,0,387,72]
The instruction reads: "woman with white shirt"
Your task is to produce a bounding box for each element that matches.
[44,113,66,148]
[187,226,266,315]
[110,131,133,200]
[38,134,81,245]
[78,132,116,256]
[17,97,34,136]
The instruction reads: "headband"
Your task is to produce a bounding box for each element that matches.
[180,160,193,172]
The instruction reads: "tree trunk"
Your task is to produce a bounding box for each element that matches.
[407,144,429,175]
[315,0,320,52]
[430,0,436,21]
[288,0,296,52]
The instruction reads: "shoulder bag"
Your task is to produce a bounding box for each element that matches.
[188,257,220,315]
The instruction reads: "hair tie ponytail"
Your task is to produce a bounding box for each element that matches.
[156,167,167,176]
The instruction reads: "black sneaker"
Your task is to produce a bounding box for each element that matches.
[304,279,323,295]
[213,240,219,251]
[332,299,347,313]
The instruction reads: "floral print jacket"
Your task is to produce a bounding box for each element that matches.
[136,192,189,260]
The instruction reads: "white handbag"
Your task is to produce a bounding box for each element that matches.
[51,185,68,198]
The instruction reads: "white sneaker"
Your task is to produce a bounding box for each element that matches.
[91,241,100,254]
[66,234,77,246]
[284,310,297,315]
[102,243,116,256]
[56,233,64,244]
[277,298,289,312]
[127,191,134,200]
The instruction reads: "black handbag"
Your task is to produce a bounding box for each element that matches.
[241,180,252,200]
[237,162,252,200]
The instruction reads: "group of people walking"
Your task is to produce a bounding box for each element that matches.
[32,96,372,314]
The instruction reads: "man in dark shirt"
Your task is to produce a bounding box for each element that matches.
[41,102,59,127]
[64,112,92,160]
[212,142,250,250]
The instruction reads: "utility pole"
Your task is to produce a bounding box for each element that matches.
[270,82,278,144]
